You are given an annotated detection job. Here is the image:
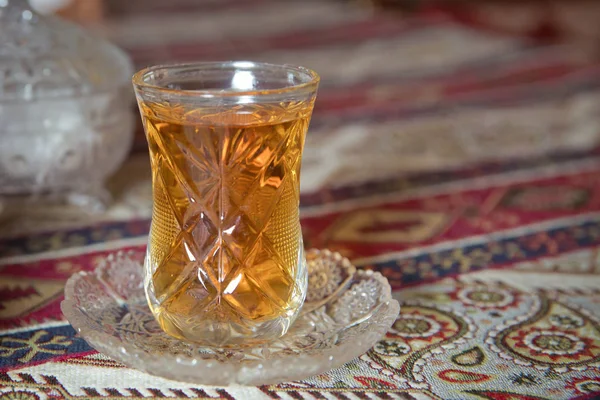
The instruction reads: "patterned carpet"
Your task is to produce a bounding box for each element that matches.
[1,1,600,399]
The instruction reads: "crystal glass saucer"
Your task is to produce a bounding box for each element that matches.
[61,249,399,385]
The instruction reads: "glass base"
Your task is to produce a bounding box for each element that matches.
[143,246,308,347]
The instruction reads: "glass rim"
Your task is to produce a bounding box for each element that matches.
[132,61,320,98]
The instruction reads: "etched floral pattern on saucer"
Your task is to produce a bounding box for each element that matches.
[61,249,400,385]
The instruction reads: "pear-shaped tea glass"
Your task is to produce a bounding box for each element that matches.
[133,62,319,347]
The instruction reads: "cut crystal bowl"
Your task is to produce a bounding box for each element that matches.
[61,249,399,385]
[0,0,134,211]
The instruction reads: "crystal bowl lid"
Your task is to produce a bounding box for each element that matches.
[0,0,133,102]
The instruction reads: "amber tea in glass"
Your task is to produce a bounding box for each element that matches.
[133,62,319,347]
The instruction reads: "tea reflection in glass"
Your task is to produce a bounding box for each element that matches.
[133,62,319,347]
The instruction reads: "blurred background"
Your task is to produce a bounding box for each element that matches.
[2,0,600,242]
[69,0,600,174]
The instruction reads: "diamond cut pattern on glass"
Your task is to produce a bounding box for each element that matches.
[147,116,305,326]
